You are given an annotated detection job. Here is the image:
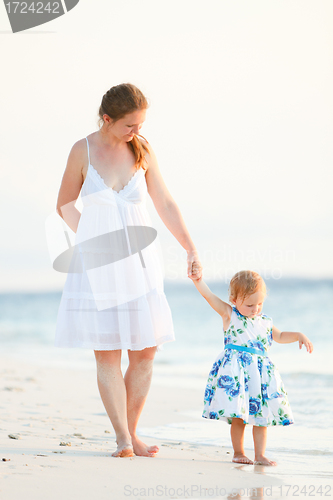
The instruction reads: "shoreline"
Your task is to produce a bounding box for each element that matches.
[0,356,331,499]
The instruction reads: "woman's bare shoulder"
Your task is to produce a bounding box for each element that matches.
[60,138,89,183]
[67,137,90,170]
[70,137,88,157]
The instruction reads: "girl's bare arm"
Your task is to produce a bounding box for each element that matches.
[192,277,232,321]
[272,326,313,353]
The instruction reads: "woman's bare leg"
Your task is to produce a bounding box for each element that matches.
[230,418,253,464]
[94,350,133,457]
[253,426,277,466]
[124,346,159,457]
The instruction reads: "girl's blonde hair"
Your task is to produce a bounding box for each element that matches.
[98,83,150,171]
[228,270,266,303]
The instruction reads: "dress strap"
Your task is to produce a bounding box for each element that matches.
[85,137,90,165]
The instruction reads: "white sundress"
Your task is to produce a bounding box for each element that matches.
[54,137,175,351]
[202,307,294,426]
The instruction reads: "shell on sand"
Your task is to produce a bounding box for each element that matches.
[8,434,22,440]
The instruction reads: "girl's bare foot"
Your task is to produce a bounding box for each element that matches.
[254,455,277,466]
[112,441,134,458]
[132,436,159,457]
[232,453,253,464]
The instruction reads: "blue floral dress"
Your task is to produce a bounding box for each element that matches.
[202,307,294,426]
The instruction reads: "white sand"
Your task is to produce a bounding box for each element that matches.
[0,356,330,499]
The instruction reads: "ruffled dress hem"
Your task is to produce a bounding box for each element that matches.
[202,412,294,427]
[54,335,175,351]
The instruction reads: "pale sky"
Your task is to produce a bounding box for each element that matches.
[0,0,332,291]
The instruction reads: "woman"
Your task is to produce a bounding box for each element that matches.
[55,83,202,457]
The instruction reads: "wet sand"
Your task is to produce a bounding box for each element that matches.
[0,356,330,499]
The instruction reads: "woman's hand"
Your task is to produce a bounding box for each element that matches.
[187,251,203,281]
[298,333,314,353]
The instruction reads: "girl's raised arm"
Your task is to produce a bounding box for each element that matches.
[192,277,232,321]
[272,326,313,353]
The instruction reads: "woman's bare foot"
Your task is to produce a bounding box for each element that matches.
[112,441,134,458]
[232,453,253,464]
[254,455,277,466]
[131,436,159,457]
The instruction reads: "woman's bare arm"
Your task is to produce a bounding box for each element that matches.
[56,140,85,233]
[144,143,202,279]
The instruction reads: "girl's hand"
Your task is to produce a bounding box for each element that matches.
[298,333,313,353]
[187,251,202,281]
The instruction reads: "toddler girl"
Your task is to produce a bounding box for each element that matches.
[192,270,313,466]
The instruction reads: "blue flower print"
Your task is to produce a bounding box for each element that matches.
[261,383,268,400]
[224,334,233,346]
[217,375,235,390]
[238,352,252,366]
[222,350,232,368]
[248,339,265,354]
[227,386,240,398]
[270,391,283,399]
[203,307,294,427]
[204,386,214,403]
[249,397,261,415]
[209,360,221,376]
[257,357,263,376]
[267,328,273,346]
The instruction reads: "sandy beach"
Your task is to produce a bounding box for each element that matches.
[0,355,331,500]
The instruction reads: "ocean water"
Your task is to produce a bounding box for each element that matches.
[1,278,332,469]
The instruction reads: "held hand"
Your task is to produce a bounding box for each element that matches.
[190,272,203,283]
[187,251,203,281]
[298,333,313,353]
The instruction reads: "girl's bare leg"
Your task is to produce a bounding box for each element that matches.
[125,346,159,457]
[230,418,253,464]
[253,426,277,466]
[94,350,133,457]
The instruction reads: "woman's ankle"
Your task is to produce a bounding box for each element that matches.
[233,450,246,457]
[115,432,132,446]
